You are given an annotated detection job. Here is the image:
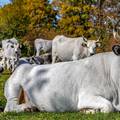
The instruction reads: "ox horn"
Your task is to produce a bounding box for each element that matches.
[96,36,101,42]
[107,16,115,25]
[82,35,88,42]
[107,16,120,41]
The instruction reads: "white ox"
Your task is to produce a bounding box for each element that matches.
[52,35,101,63]
[4,44,120,113]
[34,38,52,56]
[1,38,21,72]
[107,16,120,41]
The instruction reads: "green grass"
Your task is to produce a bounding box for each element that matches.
[0,71,120,120]
[1,112,120,120]
[0,70,10,107]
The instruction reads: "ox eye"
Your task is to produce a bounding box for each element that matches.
[11,45,14,48]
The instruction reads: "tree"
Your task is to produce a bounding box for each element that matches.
[52,0,98,37]
[0,0,29,40]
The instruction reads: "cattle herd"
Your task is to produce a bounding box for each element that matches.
[0,35,101,73]
[1,32,120,113]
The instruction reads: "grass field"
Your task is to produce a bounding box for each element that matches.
[0,71,120,120]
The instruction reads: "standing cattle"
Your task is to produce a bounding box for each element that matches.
[52,35,101,63]
[107,16,120,41]
[34,38,52,56]
[4,44,120,113]
[1,38,21,72]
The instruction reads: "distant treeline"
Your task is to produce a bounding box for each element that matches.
[0,0,119,53]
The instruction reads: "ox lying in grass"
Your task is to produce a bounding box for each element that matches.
[4,45,120,113]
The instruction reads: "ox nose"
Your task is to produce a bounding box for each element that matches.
[90,53,94,56]
[15,51,18,54]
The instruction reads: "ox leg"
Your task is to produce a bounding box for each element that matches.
[52,42,57,63]
[52,56,57,63]
[6,59,10,70]
[72,48,80,61]
[36,49,40,56]
[77,94,114,113]
[36,52,39,56]
[52,49,58,63]
[4,101,36,112]
[72,55,79,61]
[4,81,36,112]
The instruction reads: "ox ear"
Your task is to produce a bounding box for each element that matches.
[82,35,88,42]
[81,42,87,47]
[112,45,120,56]
[96,42,101,47]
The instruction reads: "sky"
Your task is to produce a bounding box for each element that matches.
[0,0,10,6]
[0,0,52,6]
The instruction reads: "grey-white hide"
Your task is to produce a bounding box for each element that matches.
[52,35,100,63]
[0,55,5,74]
[2,38,18,49]
[0,58,6,69]
[4,45,120,113]
[34,38,52,56]
[0,48,3,58]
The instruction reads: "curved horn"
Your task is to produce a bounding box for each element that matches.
[113,29,120,41]
[96,36,101,42]
[82,35,88,42]
[107,16,120,41]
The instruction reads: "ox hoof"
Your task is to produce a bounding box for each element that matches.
[80,108,100,114]
[24,107,39,112]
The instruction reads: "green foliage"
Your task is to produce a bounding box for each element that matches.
[0,0,120,52]
[0,0,57,43]
[1,71,120,119]
[53,0,98,37]
[0,1,29,40]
